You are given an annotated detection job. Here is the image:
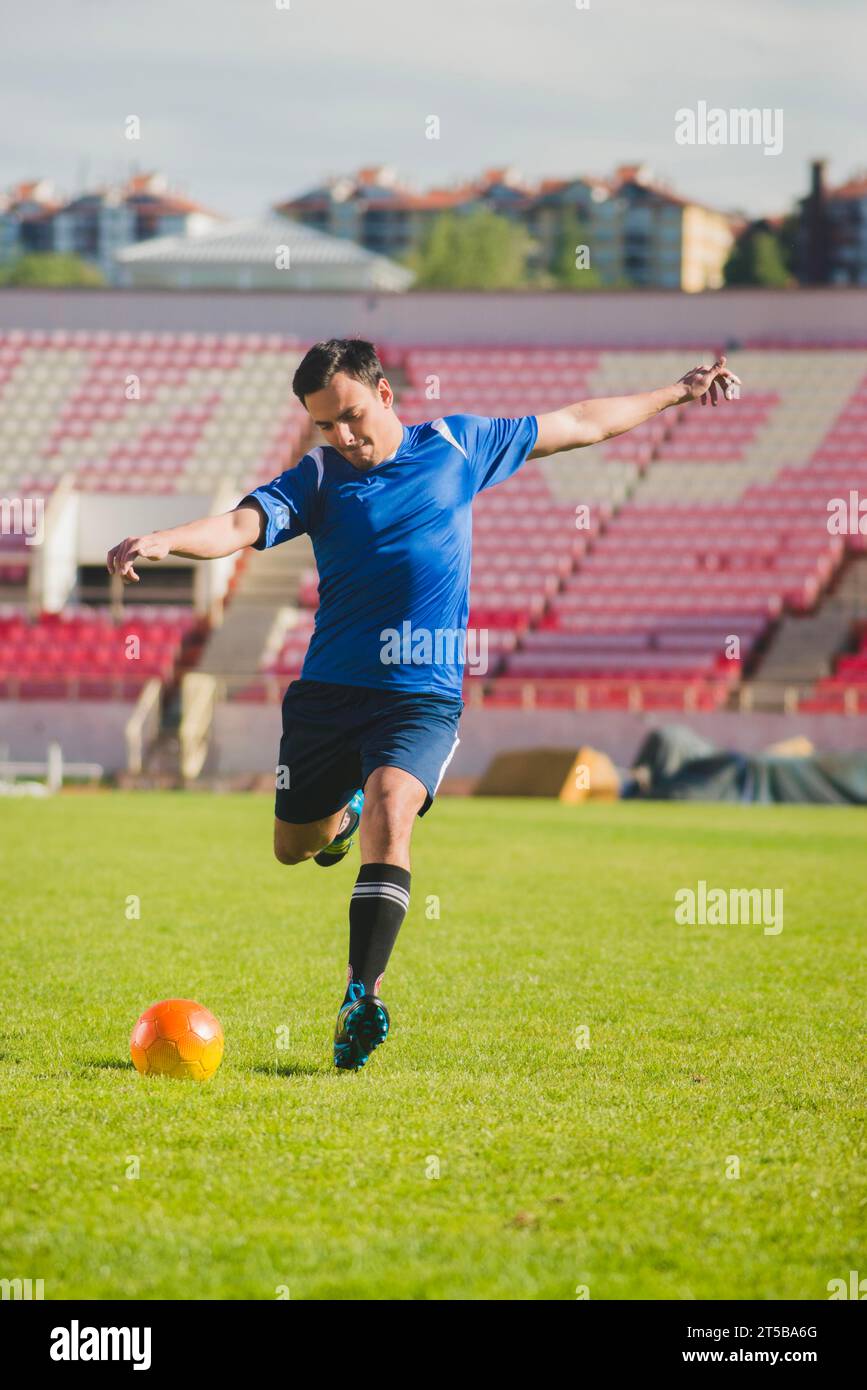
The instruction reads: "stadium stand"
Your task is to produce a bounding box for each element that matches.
[2,333,866,732]
[800,609,867,714]
[218,345,867,714]
[0,604,202,699]
[0,328,308,496]
[0,328,310,705]
[393,347,867,711]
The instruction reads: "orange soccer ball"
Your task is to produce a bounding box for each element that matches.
[130,999,224,1082]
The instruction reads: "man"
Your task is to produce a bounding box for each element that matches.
[107,337,741,1072]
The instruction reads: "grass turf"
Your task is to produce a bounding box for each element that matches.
[0,792,863,1300]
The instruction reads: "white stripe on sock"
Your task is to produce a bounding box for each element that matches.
[348,878,408,900]
[352,884,408,895]
[353,881,410,895]
[351,886,410,909]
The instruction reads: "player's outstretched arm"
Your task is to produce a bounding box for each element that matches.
[529,355,742,458]
[106,502,262,585]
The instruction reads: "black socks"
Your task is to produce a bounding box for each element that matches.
[347,862,411,997]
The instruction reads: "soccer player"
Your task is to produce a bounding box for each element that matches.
[107,338,741,1071]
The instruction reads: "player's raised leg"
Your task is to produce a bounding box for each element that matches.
[313,787,364,867]
[334,766,425,1071]
[273,809,348,865]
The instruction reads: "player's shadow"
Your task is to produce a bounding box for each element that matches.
[252,1061,324,1078]
[83,1058,324,1077]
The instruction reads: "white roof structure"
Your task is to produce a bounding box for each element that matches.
[113,216,415,291]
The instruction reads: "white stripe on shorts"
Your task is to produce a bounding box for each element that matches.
[433,734,461,796]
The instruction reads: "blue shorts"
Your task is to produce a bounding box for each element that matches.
[274,678,464,824]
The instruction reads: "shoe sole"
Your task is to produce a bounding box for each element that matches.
[334,999,390,1071]
[314,843,352,867]
[314,809,360,867]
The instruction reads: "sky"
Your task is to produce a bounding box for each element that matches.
[0,0,863,223]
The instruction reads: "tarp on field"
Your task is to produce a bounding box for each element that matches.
[630,724,867,805]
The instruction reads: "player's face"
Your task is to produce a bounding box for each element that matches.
[305,372,396,469]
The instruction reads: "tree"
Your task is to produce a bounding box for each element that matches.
[551,209,603,289]
[404,208,532,289]
[724,229,790,287]
[777,213,800,274]
[0,253,105,287]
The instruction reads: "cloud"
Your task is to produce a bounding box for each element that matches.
[0,0,861,219]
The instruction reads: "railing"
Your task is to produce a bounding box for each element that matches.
[465,677,737,713]
[0,674,157,699]
[178,672,867,716]
[0,742,103,790]
[179,673,218,780]
[735,682,867,715]
[481,679,867,715]
[6,667,863,718]
[125,678,162,775]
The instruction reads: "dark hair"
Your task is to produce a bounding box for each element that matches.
[292,337,384,405]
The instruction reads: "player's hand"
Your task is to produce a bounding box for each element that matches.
[106,532,171,584]
[676,355,742,407]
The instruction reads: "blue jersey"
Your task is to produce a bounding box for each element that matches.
[243,413,539,695]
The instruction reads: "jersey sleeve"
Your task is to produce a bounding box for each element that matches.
[450,413,539,496]
[241,454,319,550]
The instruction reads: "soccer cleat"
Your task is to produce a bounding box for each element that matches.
[314,789,364,867]
[333,980,390,1071]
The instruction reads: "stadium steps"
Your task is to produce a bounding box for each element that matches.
[197,535,315,678]
[743,554,867,706]
[831,550,867,612]
[117,623,210,784]
[131,732,183,786]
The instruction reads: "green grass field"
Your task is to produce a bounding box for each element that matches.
[1,793,863,1300]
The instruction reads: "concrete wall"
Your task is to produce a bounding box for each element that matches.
[209,701,867,780]
[0,699,862,779]
[450,707,867,775]
[2,286,867,348]
[76,492,217,566]
[0,700,135,768]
